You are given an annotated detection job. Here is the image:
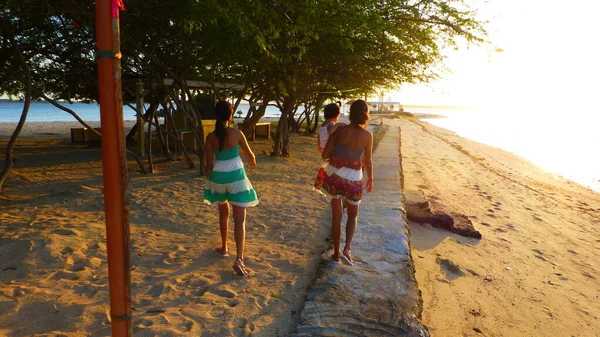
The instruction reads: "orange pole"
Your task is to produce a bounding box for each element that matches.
[95,1,132,336]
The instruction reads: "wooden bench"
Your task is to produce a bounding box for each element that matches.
[71,128,102,144]
[238,122,271,141]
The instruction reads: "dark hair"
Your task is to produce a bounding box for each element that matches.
[214,101,233,150]
[324,103,341,119]
[349,99,369,126]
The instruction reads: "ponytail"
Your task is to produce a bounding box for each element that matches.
[214,101,233,151]
[215,121,226,151]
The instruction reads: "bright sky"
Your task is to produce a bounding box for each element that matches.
[392,0,600,110]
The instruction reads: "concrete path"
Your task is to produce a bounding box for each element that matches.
[293,120,428,336]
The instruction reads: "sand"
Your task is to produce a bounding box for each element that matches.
[400,117,600,337]
[0,122,333,336]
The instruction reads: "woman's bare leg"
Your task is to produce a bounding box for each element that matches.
[218,203,230,252]
[232,205,247,261]
[343,203,359,260]
[331,198,343,261]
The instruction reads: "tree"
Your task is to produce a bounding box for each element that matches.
[1,0,487,177]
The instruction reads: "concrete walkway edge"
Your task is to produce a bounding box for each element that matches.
[293,121,429,336]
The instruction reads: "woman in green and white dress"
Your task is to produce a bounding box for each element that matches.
[204,101,258,276]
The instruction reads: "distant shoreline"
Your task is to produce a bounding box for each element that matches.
[0,117,282,139]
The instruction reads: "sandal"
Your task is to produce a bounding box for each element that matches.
[215,247,229,257]
[341,251,354,266]
[331,252,341,264]
[233,258,247,276]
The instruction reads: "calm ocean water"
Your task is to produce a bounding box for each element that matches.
[0,101,283,123]
[409,106,600,193]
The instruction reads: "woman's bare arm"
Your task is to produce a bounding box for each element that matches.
[364,132,374,192]
[238,129,256,167]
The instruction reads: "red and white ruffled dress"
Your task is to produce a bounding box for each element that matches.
[314,143,364,205]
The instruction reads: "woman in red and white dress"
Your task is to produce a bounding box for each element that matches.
[315,99,373,265]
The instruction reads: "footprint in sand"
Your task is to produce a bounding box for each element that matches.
[210,286,237,299]
[254,222,267,231]
[74,285,98,299]
[229,318,249,337]
[137,319,153,328]
[248,296,264,309]
[51,229,79,236]
[208,305,228,318]
[68,263,86,272]
[61,247,74,254]
[178,319,194,333]
[51,270,80,281]
[266,252,282,259]
[581,272,596,280]
[190,278,209,288]
[481,222,492,227]
[227,299,239,307]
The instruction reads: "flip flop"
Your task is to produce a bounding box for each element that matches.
[341,252,354,266]
[215,247,229,257]
[331,255,341,264]
[233,259,247,276]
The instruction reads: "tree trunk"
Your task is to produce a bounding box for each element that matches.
[126,149,148,174]
[0,34,32,194]
[154,111,172,160]
[165,109,195,168]
[166,84,205,175]
[271,95,295,157]
[182,85,206,176]
[241,92,273,139]
[308,97,324,134]
[126,101,158,143]
[271,112,288,157]
[303,105,314,135]
[42,94,101,136]
[42,92,147,173]
[146,107,155,173]
[232,85,248,113]
[288,105,301,132]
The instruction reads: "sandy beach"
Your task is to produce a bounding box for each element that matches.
[0,120,337,336]
[3,115,599,336]
[400,117,600,336]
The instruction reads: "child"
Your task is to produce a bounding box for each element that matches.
[204,101,258,276]
[317,103,345,152]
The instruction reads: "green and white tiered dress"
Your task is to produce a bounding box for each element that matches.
[203,145,259,207]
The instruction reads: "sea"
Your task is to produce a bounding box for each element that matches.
[1,101,598,193]
[0,101,284,123]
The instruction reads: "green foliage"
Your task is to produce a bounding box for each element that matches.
[1,0,487,106]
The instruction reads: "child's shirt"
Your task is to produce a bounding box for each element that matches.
[318,121,335,152]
